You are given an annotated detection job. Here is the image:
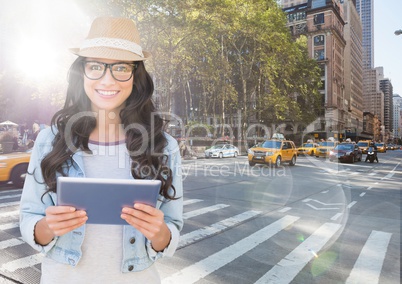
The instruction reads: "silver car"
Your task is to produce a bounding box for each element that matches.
[204,144,239,158]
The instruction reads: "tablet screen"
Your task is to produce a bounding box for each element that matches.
[57,177,161,225]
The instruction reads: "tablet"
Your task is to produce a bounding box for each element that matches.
[57,177,161,225]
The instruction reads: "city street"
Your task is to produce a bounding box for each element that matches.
[0,150,400,283]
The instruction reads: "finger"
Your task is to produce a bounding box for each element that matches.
[52,218,88,236]
[45,206,77,215]
[133,203,158,215]
[46,210,87,224]
[48,215,88,236]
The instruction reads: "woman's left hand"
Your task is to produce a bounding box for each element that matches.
[121,203,171,252]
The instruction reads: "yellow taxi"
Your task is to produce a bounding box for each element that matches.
[356,140,371,154]
[0,151,31,188]
[315,139,339,158]
[248,139,297,167]
[375,142,387,153]
[297,141,319,156]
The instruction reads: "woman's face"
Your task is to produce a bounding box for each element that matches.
[83,58,134,115]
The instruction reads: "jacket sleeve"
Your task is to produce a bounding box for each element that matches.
[147,134,183,259]
[19,129,58,253]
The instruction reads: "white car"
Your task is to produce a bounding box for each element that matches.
[204,144,239,158]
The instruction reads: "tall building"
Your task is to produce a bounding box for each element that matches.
[343,0,364,139]
[393,94,402,139]
[379,78,393,142]
[363,68,384,122]
[282,0,368,141]
[355,0,374,69]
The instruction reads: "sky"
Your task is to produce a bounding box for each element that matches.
[374,0,402,96]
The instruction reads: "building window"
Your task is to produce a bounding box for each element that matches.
[314,13,324,25]
[314,35,325,46]
[314,49,325,60]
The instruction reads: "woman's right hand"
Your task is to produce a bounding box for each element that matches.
[45,206,88,236]
[34,206,87,245]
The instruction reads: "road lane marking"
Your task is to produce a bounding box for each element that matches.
[179,210,262,248]
[381,162,400,180]
[306,204,339,210]
[183,199,203,206]
[360,192,366,197]
[161,215,300,284]
[0,201,20,208]
[183,204,229,219]
[368,172,377,176]
[254,222,342,284]
[0,194,21,200]
[330,213,343,221]
[1,254,43,272]
[0,238,25,250]
[0,190,22,195]
[309,200,344,206]
[278,207,291,213]
[346,230,392,284]
[347,201,357,209]
[0,222,19,230]
[0,210,19,219]
[367,186,373,190]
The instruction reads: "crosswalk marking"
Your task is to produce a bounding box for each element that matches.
[0,196,394,283]
[0,210,19,219]
[346,230,392,284]
[183,204,229,219]
[1,254,43,272]
[0,222,19,230]
[0,194,21,200]
[179,210,262,248]
[183,199,203,206]
[0,201,20,208]
[161,215,299,284]
[0,238,24,250]
[254,222,342,284]
[0,190,22,195]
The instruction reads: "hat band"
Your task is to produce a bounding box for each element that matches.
[80,37,144,58]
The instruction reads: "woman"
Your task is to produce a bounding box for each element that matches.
[19,17,183,283]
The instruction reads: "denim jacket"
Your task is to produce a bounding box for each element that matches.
[19,127,183,273]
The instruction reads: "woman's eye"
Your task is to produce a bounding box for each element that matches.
[115,65,129,72]
[90,64,103,71]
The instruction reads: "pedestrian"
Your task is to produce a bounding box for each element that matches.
[19,17,183,283]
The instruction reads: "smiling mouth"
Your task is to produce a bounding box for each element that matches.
[97,90,119,96]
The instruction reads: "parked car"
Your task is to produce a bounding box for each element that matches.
[315,140,339,158]
[297,142,319,156]
[357,140,371,154]
[329,143,362,163]
[0,150,31,188]
[375,143,387,153]
[248,139,297,167]
[204,144,239,158]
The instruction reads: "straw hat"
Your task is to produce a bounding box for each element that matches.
[70,17,151,61]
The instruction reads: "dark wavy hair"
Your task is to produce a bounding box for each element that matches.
[40,56,176,200]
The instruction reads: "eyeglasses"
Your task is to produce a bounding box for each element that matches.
[83,61,137,82]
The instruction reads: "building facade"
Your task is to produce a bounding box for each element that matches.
[343,0,364,140]
[355,0,374,70]
[379,78,394,138]
[393,94,402,140]
[283,0,367,141]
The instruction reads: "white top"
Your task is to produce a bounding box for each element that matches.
[40,141,161,284]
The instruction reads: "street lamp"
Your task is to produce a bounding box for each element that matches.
[394,29,402,36]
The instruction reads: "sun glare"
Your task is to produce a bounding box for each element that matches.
[9,0,90,83]
[15,38,59,81]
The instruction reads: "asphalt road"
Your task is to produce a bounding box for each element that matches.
[0,150,400,283]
